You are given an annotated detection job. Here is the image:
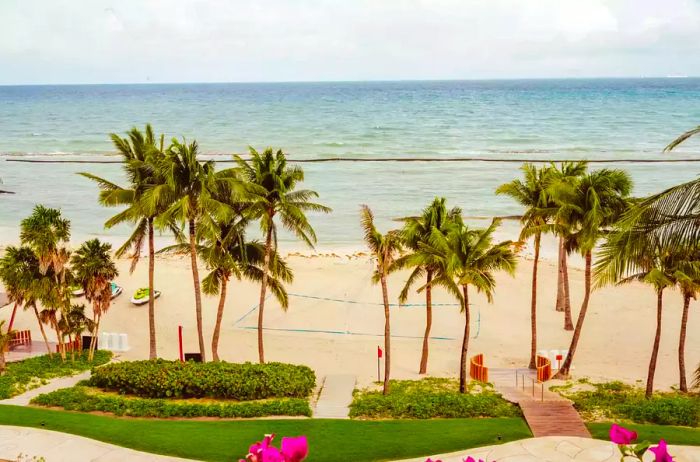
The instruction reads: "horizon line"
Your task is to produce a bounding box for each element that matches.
[1,75,698,87]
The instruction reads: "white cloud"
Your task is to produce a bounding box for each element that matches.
[1,0,699,84]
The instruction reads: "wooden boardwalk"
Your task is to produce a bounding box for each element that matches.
[488,368,591,438]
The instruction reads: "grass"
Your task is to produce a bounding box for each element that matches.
[0,350,112,399]
[0,405,531,461]
[350,378,520,419]
[588,422,700,446]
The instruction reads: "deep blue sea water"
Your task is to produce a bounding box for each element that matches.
[1,79,700,248]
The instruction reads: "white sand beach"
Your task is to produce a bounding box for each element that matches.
[4,247,697,390]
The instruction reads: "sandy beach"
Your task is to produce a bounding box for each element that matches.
[3,244,697,391]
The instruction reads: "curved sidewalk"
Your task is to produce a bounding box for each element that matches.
[0,426,194,462]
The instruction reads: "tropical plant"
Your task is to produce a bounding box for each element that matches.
[0,320,13,374]
[423,218,517,393]
[234,147,330,363]
[596,233,676,398]
[20,205,73,360]
[496,164,552,369]
[394,197,462,374]
[360,205,403,395]
[552,169,632,379]
[548,161,588,330]
[70,239,118,361]
[80,124,168,359]
[57,304,94,361]
[673,255,700,392]
[0,246,53,355]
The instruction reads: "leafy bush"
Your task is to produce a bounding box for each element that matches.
[0,350,112,399]
[31,386,311,418]
[554,380,700,427]
[349,378,520,419]
[89,360,316,400]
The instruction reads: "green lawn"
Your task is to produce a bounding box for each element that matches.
[0,405,531,461]
[588,422,700,447]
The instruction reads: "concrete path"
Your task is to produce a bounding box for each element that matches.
[0,371,90,406]
[313,374,356,419]
[0,426,194,461]
[395,436,700,462]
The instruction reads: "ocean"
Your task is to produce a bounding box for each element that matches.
[1,79,700,250]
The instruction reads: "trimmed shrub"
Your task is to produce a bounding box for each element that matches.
[349,378,520,419]
[0,350,112,399]
[89,360,316,400]
[31,386,311,418]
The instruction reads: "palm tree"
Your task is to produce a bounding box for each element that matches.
[596,233,676,398]
[673,255,700,392]
[58,304,93,361]
[497,164,552,369]
[425,218,517,393]
[70,239,119,361]
[360,205,403,395]
[394,197,461,374]
[20,205,72,359]
[0,320,13,374]
[235,147,331,363]
[549,161,588,330]
[80,124,167,359]
[0,246,53,355]
[553,169,632,379]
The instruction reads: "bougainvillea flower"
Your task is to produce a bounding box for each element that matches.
[649,440,674,462]
[425,459,442,462]
[609,424,638,445]
[281,436,309,461]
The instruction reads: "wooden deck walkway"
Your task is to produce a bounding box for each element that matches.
[488,368,591,438]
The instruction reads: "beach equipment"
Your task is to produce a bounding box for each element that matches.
[110,282,123,299]
[99,332,130,351]
[130,287,161,305]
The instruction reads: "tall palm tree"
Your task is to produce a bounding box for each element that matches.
[360,205,403,395]
[425,218,517,393]
[235,147,331,363]
[549,161,588,330]
[0,320,13,374]
[673,256,700,392]
[553,169,632,379]
[80,124,167,359]
[20,205,72,359]
[71,239,118,361]
[497,164,552,369]
[0,246,53,355]
[394,197,462,374]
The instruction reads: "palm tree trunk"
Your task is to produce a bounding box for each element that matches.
[646,289,664,399]
[529,233,541,369]
[562,250,573,331]
[555,236,565,312]
[69,333,75,362]
[211,276,228,362]
[32,305,52,357]
[554,250,592,379]
[460,285,470,394]
[381,273,391,395]
[0,350,5,375]
[148,218,157,360]
[89,313,101,362]
[188,218,206,362]
[419,269,433,374]
[54,321,65,361]
[257,226,273,364]
[679,293,691,392]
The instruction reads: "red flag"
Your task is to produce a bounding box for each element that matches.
[377,346,383,358]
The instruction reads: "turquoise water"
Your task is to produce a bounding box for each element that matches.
[1,79,700,248]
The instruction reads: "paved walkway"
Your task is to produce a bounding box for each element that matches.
[0,426,194,461]
[489,368,591,438]
[395,436,700,461]
[0,371,90,406]
[313,374,356,419]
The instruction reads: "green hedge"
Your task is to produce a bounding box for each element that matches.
[31,386,311,418]
[553,380,700,427]
[89,360,316,400]
[0,350,112,399]
[349,378,520,419]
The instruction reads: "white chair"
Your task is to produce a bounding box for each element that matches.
[101,332,112,350]
[118,333,129,351]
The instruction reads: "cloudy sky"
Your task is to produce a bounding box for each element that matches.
[2,0,700,85]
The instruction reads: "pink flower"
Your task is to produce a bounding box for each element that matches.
[649,440,674,462]
[463,457,490,462]
[425,459,442,462]
[281,436,309,462]
[609,424,638,445]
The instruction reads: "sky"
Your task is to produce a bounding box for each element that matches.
[2,0,700,85]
